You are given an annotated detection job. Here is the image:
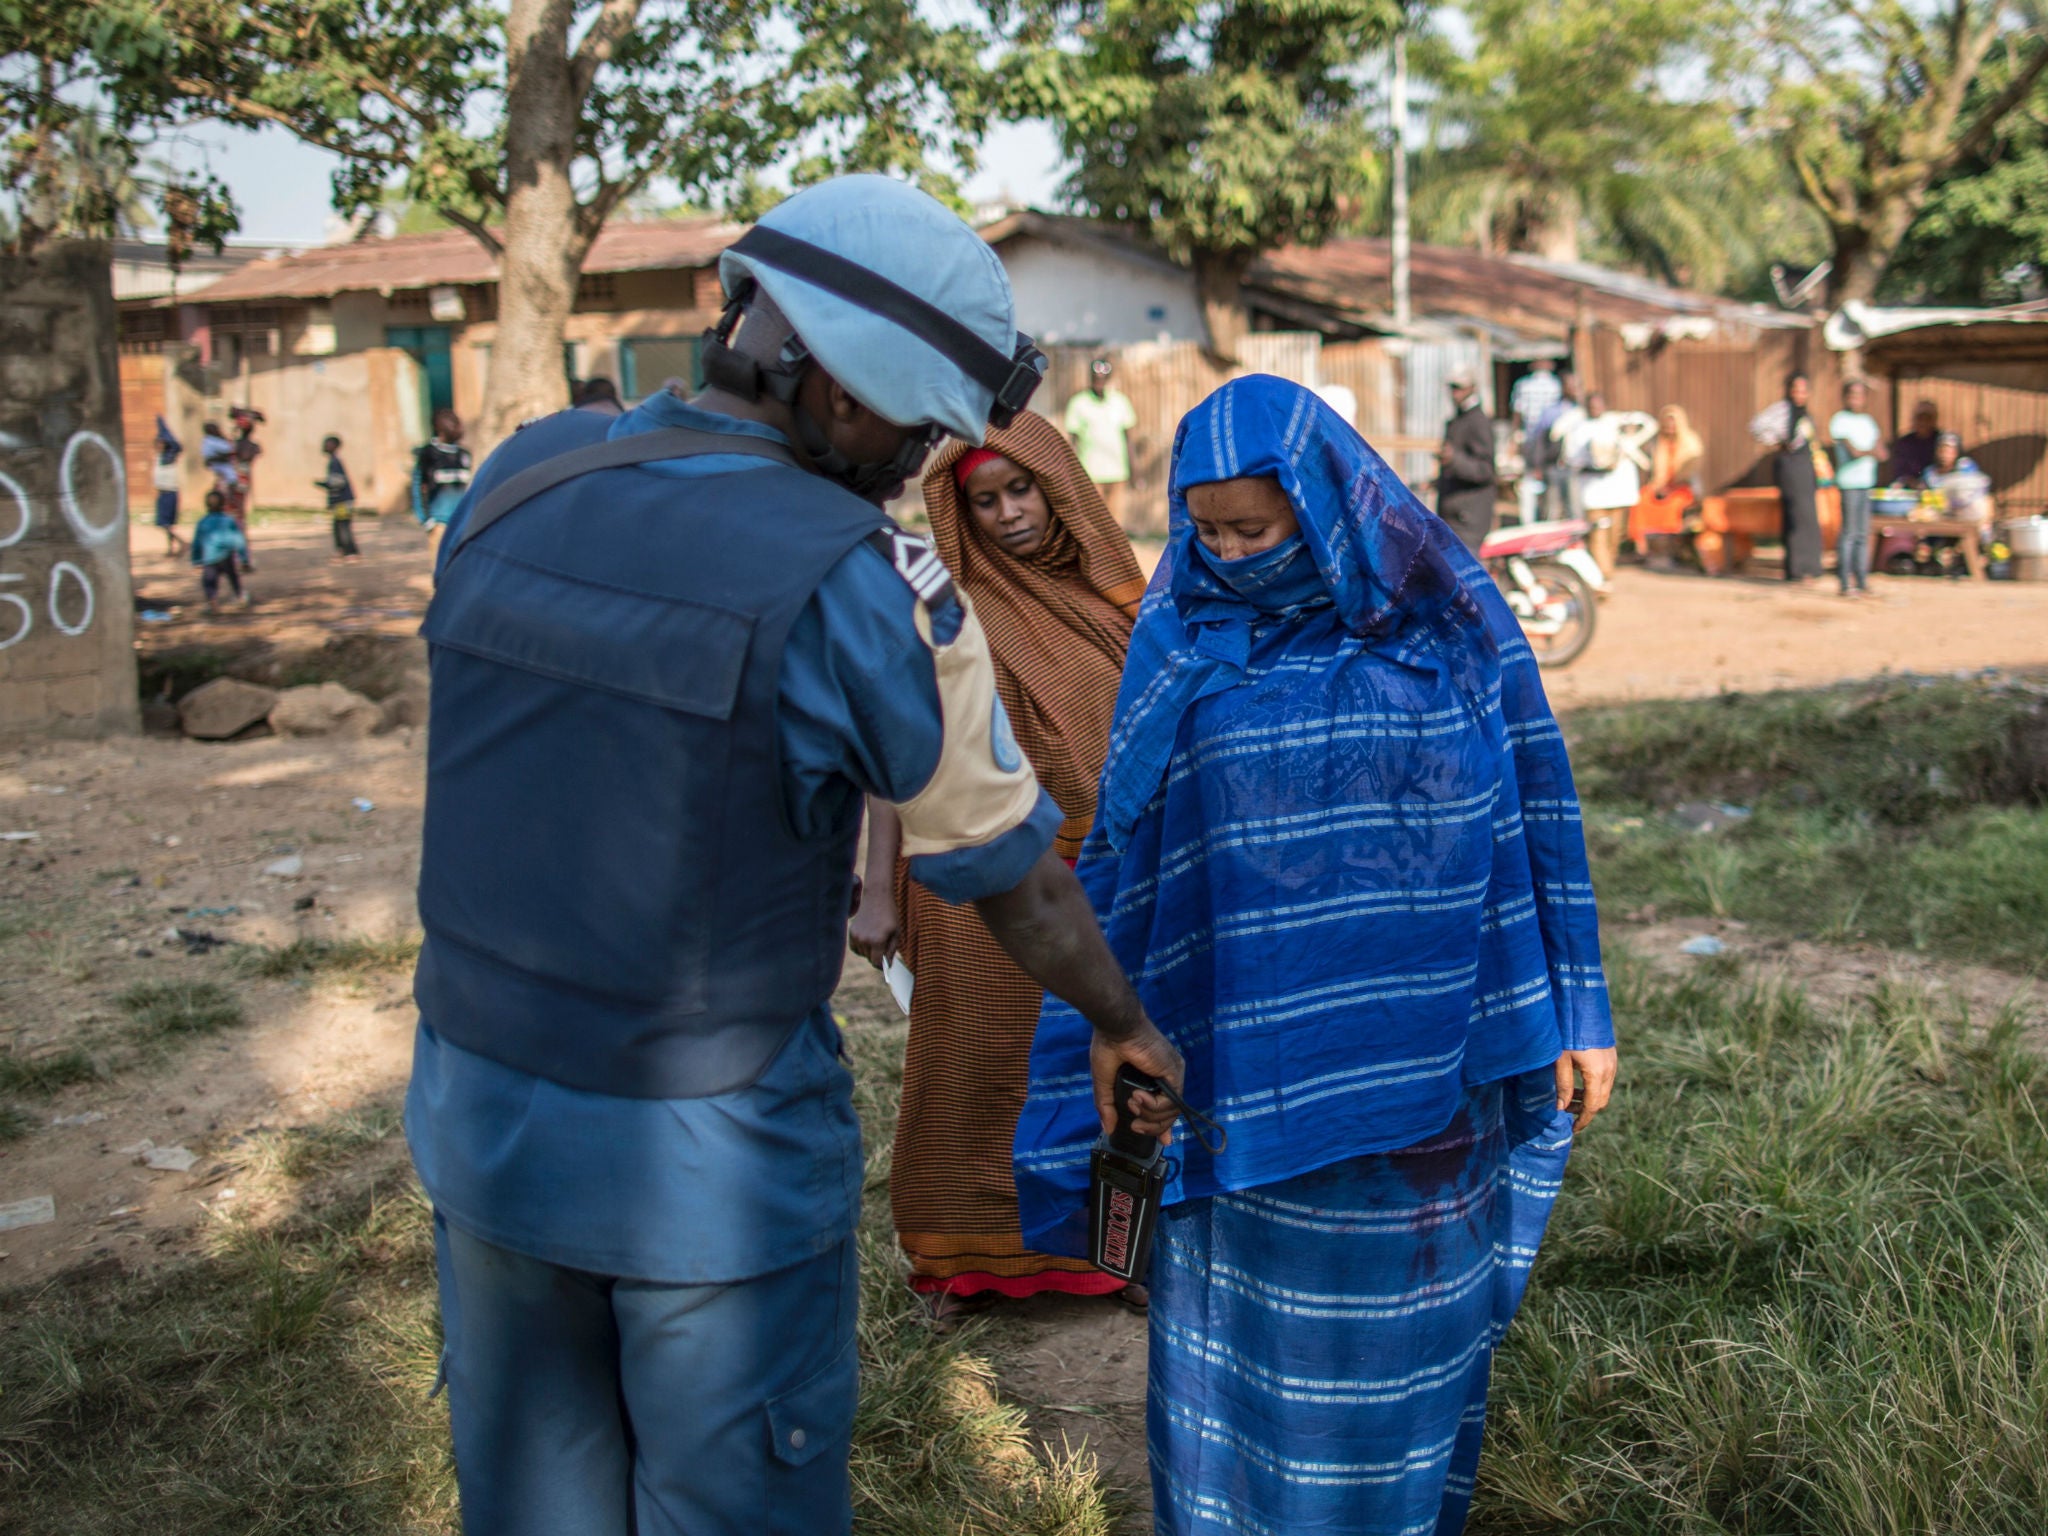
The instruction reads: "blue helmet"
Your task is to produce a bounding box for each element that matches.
[716,176,1043,445]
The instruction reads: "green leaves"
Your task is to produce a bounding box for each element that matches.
[1005,0,1399,268]
[1751,0,2048,302]
[1410,0,1803,288]
[1,3,247,251]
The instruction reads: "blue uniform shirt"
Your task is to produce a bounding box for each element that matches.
[407,394,1058,1284]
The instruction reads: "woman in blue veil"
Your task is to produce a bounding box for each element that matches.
[1013,376,1619,1535]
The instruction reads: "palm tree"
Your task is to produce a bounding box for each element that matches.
[1413,0,1815,290]
[20,114,161,240]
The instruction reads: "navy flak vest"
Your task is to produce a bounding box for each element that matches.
[414,410,886,1098]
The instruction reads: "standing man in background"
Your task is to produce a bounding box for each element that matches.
[1435,369,1498,550]
[1829,379,1882,598]
[1509,358,1562,436]
[1538,370,1585,520]
[1510,359,1563,523]
[407,175,1181,1536]
[1063,357,1140,530]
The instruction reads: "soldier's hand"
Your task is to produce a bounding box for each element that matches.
[1092,1023,1183,1144]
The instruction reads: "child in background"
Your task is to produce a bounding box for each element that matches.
[191,488,250,611]
[152,415,186,556]
[412,409,472,542]
[318,434,361,559]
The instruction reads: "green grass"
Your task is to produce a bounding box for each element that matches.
[0,1104,33,1142]
[0,1000,1116,1535]
[234,934,423,980]
[0,1048,98,1097]
[117,980,246,1038]
[1472,952,2048,1533]
[236,1106,401,1182]
[0,1179,452,1533]
[1571,679,2048,967]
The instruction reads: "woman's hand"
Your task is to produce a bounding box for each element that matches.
[1555,1047,1618,1132]
[848,889,901,969]
[1092,1024,1186,1143]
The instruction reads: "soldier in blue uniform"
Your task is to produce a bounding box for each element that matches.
[405,174,1183,1535]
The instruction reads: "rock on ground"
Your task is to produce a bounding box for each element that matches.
[269,683,382,738]
[177,678,279,740]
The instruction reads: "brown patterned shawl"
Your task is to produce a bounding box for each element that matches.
[888,412,1146,1292]
[921,410,1146,858]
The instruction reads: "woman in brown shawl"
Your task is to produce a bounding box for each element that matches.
[851,409,1147,1321]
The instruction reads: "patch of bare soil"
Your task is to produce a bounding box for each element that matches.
[0,730,425,1282]
[978,1295,1151,1530]
[1614,913,2048,1031]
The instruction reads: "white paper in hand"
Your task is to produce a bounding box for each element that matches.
[882,954,914,1016]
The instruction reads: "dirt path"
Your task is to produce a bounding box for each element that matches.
[131,509,438,656]
[1616,913,2048,1027]
[0,730,424,1280]
[1540,566,2048,709]
[1133,536,2048,707]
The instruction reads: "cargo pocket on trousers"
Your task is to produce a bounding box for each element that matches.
[764,1338,858,1534]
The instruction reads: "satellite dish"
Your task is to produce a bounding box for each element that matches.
[1770,261,1833,310]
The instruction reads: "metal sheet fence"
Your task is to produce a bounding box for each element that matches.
[1881,364,2048,521]
[1040,339,1336,530]
[1585,329,1842,495]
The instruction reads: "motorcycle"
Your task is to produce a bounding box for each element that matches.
[1479,517,1604,667]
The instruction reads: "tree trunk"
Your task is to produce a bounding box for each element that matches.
[1524,188,1581,264]
[479,0,590,450]
[1194,248,1253,364]
[1822,194,1920,310]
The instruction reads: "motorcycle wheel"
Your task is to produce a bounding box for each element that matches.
[1510,559,1597,668]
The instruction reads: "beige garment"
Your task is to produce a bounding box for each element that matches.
[892,594,1044,857]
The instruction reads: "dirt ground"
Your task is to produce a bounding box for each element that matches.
[4,512,2046,1527]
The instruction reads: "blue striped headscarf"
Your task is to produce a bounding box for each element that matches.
[1014,375,1613,1256]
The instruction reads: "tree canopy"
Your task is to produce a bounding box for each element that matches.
[81,0,995,437]
[1,0,236,254]
[1002,0,1402,354]
[1755,0,2048,305]
[1411,0,1820,293]
[1883,67,2048,301]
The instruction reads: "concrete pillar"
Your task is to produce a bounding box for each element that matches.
[0,240,140,740]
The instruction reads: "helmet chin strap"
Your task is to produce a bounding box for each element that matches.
[704,284,939,505]
[786,400,938,505]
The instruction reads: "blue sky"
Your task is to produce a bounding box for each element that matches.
[170,117,1068,247]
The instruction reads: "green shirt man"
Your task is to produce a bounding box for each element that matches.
[1064,361,1139,482]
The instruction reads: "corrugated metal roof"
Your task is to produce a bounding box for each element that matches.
[191,217,744,304]
[1249,238,1808,340]
[1826,298,2048,350]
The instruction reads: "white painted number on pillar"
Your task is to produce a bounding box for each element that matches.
[58,430,126,546]
[0,471,28,550]
[48,561,94,637]
[0,574,29,651]
[0,442,109,647]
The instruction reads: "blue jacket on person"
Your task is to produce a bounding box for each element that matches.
[190,511,247,568]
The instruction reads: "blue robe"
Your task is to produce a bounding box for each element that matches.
[1013,376,1612,1534]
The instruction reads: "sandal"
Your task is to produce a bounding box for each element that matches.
[1113,1283,1149,1315]
[924,1288,1003,1335]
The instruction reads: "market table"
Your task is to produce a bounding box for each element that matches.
[1867,513,1988,579]
[1693,487,1842,576]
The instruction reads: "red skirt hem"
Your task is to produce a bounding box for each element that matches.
[908,1269,1127,1299]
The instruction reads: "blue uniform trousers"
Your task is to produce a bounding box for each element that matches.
[433,1213,858,1536]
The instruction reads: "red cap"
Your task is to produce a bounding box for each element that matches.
[953,448,1005,490]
